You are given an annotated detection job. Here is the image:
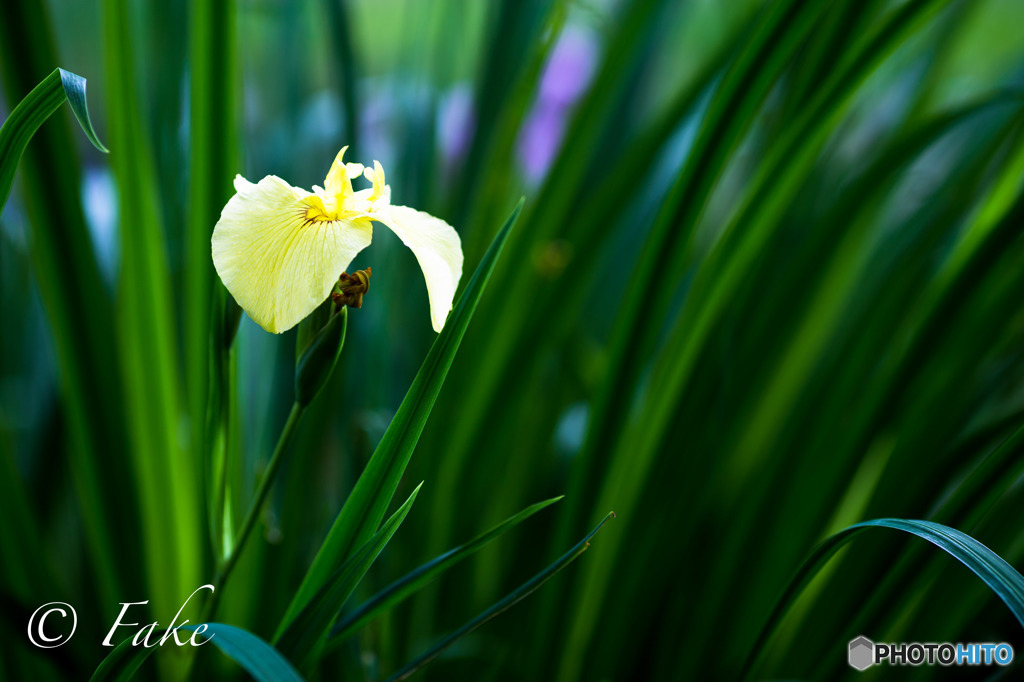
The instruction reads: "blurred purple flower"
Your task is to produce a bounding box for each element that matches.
[438,84,475,165]
[519,105,567,182]
[518,27,600,183]
[539,28,600,106]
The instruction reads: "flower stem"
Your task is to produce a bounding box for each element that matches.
[201,401,304,623]
[210,338,235,562]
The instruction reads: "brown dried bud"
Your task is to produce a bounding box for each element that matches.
[331,267,372,310]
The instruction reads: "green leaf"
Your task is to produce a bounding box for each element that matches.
[187,0,240,567]
[278,199,524,628]
[295,307,348,406]
[182,623,304,682]
[329,495,564,644]
[321,0,359,157]
[57,68,108,153]
[0,442,62,602]
[555,2,967,677]
[103,0,203,618]
[387,512,615,681]
[0,67,106,211]
[0,8,136,610]
[89,635,153,682]
[742,518,1024,680]
[275,483,422,669]
[90,625,303,682]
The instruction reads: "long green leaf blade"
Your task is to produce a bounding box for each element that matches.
[89,635,153,682]
[187,0,239,564]
[742,518,1024,679]
[275,483,422,669]
[0,67,106,210]
[183,623,304,682]
[91,625,304,682]
[330,495,563,644]
[103,0,202,620]
[387,512,614,681]
[279,199,524,628]
[0,5,136,608]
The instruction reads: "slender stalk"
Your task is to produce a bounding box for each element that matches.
[105,0,201,623]
[201,402,304,623]
[188,0,239,540]
[211,343,235,559]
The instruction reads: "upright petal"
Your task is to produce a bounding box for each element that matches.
[373,205,463,332]
[323,147,351,198]
[212,175,373,333]
[324,146,365,198]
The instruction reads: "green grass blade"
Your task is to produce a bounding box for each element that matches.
[0,3,139,608]
[278,199,524,627]
[789,419,1024,679]
[329,495,564,644]
[424,3,743,578]
[387,512,614,682]
[551,2,831,675]
[275,483,422,669]
[89,635,153,682]
[92,623,304,682]
[184,623,304,682]
[558,3,965,676]
[457,1,564,252]
[0,68,106,210]
[321,0,359,157]
[931,421,1024,528]
[561,0,822,529]
[742,519,1024,680]
[0,444,59,604]
[186,0,239,563]
[457,0,558,228]
[103,0,202,622]
[57,69,108,153]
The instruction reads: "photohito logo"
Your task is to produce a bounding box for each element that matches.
[848,636,1014,670]
[848,636,874,671]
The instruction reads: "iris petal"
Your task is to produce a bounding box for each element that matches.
[212,174,373,333]
[373,205,463,332]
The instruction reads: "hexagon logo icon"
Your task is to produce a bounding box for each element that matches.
[849,636,874,671]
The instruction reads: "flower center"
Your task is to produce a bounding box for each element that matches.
[302,194,347,223]
[301,157,388,225]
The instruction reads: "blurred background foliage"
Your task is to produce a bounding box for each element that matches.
[3,0,1024,679]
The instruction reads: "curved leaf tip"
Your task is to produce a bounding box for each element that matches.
[58,68,109,153]
[183,623,304,682]
[741,518,1024,680]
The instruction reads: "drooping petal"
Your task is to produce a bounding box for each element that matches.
[373,205,463,332]
[212,174,373,333]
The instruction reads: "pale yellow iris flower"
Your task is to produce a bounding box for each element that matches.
[212,147,463,334]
